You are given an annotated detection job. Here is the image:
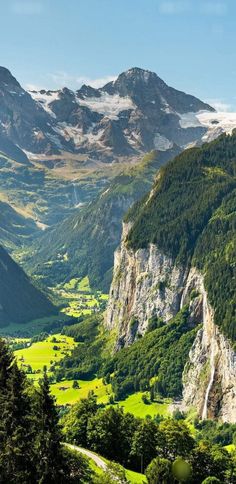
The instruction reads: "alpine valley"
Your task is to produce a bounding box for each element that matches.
[0,65,236,483]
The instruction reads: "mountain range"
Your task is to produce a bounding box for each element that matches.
[0,65,236,339]
[1,65,236,238]
[0,65,214,161]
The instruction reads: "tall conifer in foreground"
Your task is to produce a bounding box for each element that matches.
[0,340,36,483]
[35,368,65,483]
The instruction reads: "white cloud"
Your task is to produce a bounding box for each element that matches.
[206,99,233,112]
[48,72,117,90]
[158,0,228,16]
[158,1,190,14]
[200,2,228,16]
[10,1,43,15]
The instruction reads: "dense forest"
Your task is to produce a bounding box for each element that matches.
[55,307,198,401]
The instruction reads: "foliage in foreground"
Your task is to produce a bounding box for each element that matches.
[62,394,236,483]
[0,339,92,483]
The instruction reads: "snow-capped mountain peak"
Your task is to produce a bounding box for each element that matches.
[0,65,235,165]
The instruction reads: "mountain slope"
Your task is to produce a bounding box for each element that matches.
[0,66,73,156]
[29,66,215,161]
[0,65,218,168]
[1,66,235,236]
[106,132,236,421]
[0,200,38,251]
[22,148,180,291]
[125,133,236,341]
[0,246,56,327]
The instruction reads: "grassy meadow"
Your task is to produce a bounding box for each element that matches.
[13,332,170,418]
[14,334,77,380]
[53,276,109,318]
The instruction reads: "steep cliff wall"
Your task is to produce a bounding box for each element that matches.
[106,223,188,347]
[106,225,236,421]
[181,269,236,423]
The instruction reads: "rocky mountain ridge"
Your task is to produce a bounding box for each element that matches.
[28,66,214,160]
[1,65,230,168]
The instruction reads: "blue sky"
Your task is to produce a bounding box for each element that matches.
[1,0,236,110]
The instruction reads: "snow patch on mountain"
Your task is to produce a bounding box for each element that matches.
[179,110,236,133]
[29,90,60,117]
[56,123,104,148]
[197,111,236,137]
[178,112,202,129]
[154,133,173,150]
[78,92,135,120]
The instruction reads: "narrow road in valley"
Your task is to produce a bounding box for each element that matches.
[64,443,107,470]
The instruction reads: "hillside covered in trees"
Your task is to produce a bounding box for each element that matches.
[126,133,236,342]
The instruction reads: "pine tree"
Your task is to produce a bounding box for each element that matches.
[0,338,13,387]
[0,338,13,450]
[35,369,65,483]
[0,362,36,483]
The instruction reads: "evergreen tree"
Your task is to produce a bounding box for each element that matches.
[0,362,36,483]
[0,338,13,449]
[35,369,65,483]
[0,338,13,387]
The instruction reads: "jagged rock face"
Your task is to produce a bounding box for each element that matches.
[0,67,73,156]
[107,227,236,421]
[106,223,188,347]
[181,269,236,423]
[2,65,236,167]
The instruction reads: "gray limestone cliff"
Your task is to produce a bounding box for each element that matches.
[106,223,236,422]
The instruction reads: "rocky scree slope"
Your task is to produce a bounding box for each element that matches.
[106,133,236,421]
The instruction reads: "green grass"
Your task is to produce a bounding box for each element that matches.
[14,334,77,379]
[51,377,111,405]
[50,372,170,418]
[61,306,92,318]
[126,468,147,483]
[116,392,170,418]
[79,449,147,483]
[78,276,91,292]
[70,446,147,483]
[13,326,170,420]
[53,277,108,318]
[63,278,79,290]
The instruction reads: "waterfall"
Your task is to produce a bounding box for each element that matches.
[202,339,216,419]
[201,291,216,419]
